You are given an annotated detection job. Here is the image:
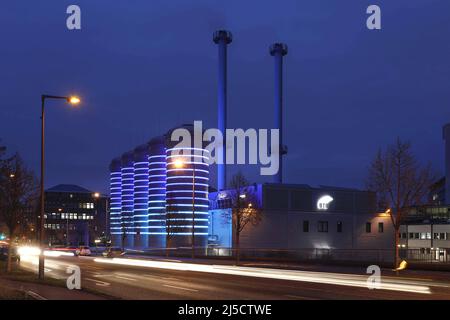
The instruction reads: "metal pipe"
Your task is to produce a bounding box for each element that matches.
[39,96,45,279]
[192,163,195,258]
[270,43,288,184]
[443,124,450,204]
[213,30,232,191]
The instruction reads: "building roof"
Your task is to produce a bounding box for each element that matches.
[46,184,92,194]
[263,183,363,192]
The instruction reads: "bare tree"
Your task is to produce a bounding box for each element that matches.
[165,199,178,257]
[223,172,261,265]
[366,138,434,268]
[0,153,38,272]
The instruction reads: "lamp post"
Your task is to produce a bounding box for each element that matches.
[39,94,80,280]
[173,158,195,259]
[191,163,195,259]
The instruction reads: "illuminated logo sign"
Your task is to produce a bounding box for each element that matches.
[317,195,333,210]
[218,192,228,200]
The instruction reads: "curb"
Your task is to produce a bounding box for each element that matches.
[25,290,47,300]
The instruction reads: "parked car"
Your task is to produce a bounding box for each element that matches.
[75,246,92,256]
[0,246,20,262]
[102,247,124,258]
[66,246,80,256]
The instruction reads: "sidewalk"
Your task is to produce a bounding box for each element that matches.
[0,278,107,300]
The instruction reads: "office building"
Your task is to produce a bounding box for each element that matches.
[44,184,109,246]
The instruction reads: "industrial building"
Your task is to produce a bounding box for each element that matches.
[110,125,210,250]
[108,29,395,262]
[209,184,393,261]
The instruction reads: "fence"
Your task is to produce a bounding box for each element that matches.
[400,248,450,264]
[129,247,395,265]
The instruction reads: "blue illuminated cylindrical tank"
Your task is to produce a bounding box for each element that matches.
[165,125,210,250]
[121,151,135,248]
[109,157,122,247]
[148,136,167,248]
[133,144,149,248]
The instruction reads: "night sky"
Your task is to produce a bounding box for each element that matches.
[1,0,449,194]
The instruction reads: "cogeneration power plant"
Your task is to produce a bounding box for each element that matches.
[109,30,289,250]
[110,127,210,249]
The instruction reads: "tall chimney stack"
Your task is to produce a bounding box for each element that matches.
[443,124,450,204]
[213,30,232,191]
[270,43,288,184]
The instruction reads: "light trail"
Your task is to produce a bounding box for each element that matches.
[18,246,75,258]
[93,258,431,294]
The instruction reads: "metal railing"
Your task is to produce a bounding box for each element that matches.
[400,248,450,264]
[125,246,395,264]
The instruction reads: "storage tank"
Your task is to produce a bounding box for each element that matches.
[165,125,210,251]
[121,151,135,248]
[148,136,167,248]
[133,144,149,248]
[109,157,122,247]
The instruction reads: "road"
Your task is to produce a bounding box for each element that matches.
[17,254,450,300]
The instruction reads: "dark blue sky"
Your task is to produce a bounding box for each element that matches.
[1,0,449,193]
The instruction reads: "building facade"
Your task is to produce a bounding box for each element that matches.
[399,205,450,262]
[208,183,394,262]
[44,184,109,247]
[395,123,450,263]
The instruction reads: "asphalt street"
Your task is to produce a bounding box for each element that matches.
[17,255,450,300]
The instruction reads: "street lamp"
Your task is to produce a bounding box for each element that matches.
[173,157,195,259]
[39,94,80,280]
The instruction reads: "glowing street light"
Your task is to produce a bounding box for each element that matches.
[68,96,81,105]
[173,158,185,168]
[38,93,81,280]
